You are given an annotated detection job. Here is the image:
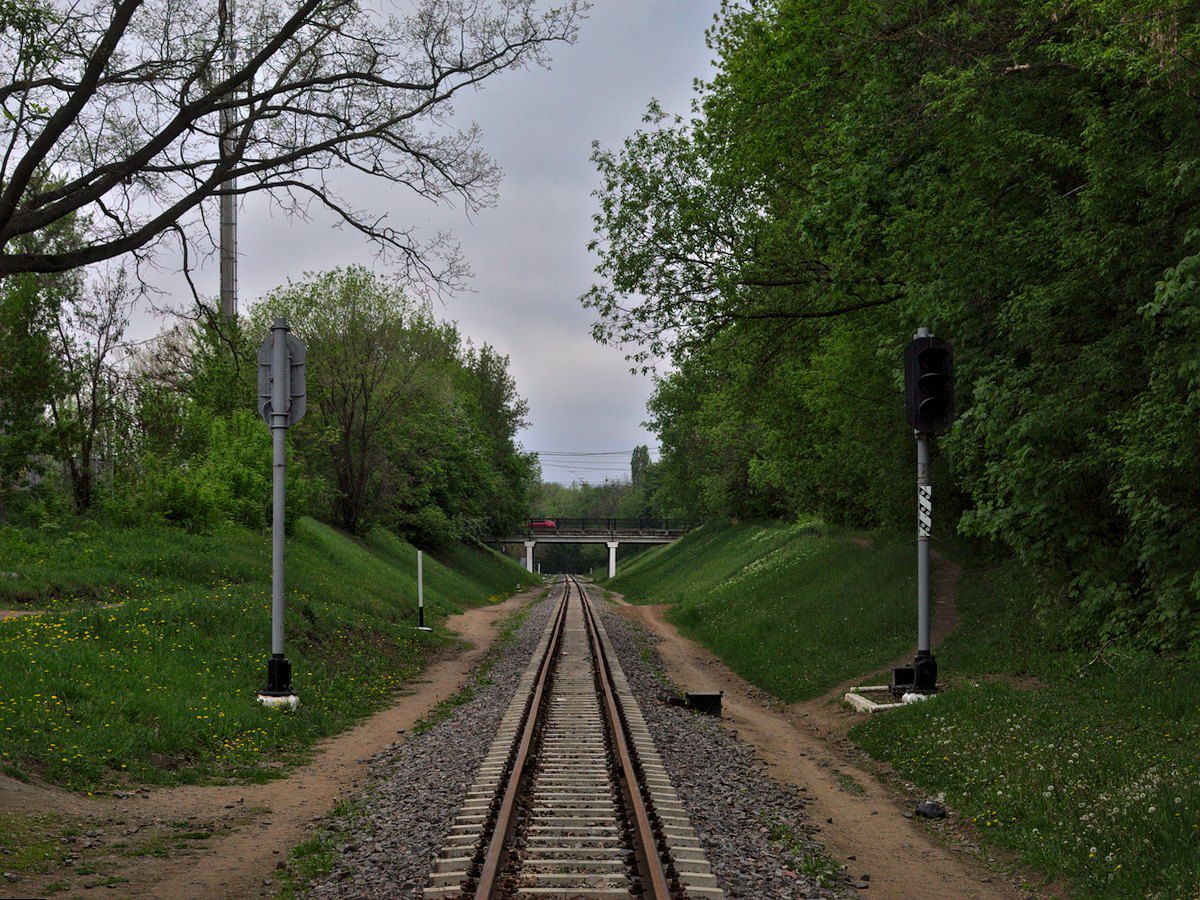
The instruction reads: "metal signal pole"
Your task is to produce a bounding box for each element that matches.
[219,0,238,320]
[256,319,307,707]
[897,325,954,696]
[915,327,933,665]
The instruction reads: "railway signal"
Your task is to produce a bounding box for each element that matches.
[904,332,955,435]
[256,318,307,708]
[895,327,954,697]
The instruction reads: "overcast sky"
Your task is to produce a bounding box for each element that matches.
[140,1,722,484]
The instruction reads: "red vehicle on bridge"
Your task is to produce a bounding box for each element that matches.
[529,519,557,530]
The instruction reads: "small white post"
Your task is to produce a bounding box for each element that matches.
[606,541,619,579]
[416,549,431,631]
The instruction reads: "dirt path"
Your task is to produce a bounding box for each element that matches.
[1,586,543,899]
[611,555,1028,900]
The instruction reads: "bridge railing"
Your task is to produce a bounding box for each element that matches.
[523,517,697,536]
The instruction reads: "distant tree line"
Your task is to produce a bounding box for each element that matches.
[0,259,536,549]
[587,0,1200,651]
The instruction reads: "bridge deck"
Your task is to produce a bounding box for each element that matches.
[495,518,696,545]
[498,532,683,544]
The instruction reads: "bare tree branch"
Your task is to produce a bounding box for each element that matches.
[0,0,584,297]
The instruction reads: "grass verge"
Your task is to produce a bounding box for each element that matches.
[607,520,916,702]
[0,517,535,791]
[851,558,1200,898]
[606,518,1199,897]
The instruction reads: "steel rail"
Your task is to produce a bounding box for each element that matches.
[473,582,570,899]
[575,575,672,900]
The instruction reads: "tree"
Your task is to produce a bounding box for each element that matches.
[587,0,1200,649]
[630,444,650,486]
[0,195,80,521]
[0,267,62,521]
[0,0,582,295]
[48,266,133,511]
[254,267,456,532]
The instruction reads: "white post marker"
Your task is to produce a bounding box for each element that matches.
[416,549,432,631]
[256,318,306,709]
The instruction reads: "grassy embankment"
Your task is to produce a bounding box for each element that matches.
[0,517,535,792]
[606,521,1199,898]
[607,520,917,701]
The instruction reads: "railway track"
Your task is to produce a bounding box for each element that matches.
[424,575,721,899]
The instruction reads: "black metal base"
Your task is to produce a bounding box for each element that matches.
[260,653,293,696]
[913,651,938,693]
[684,691,723,716]
[892,652,938,697]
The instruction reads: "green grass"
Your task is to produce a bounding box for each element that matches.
[607,520,916,701]
[851,558,1200,898]
[0,813,61,873]
[0,517,535,791]
[276,799,360,898]
[607,518,1200,897]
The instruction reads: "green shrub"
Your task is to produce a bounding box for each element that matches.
[103,411,325,533]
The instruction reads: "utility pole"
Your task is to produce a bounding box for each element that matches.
[219,0,238,321]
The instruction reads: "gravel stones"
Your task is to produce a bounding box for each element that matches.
[305,596,556,898]
[592,597,849,898]
[304,586,848,898]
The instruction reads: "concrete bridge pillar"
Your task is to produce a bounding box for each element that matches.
[606,541,619,579]
[524,540,536,573]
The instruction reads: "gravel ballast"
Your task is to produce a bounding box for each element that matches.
[304,594,556,898]
[302,581,848,898]
[591,589,848,898]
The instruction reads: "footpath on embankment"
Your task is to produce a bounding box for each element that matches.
[611,591,1021,900]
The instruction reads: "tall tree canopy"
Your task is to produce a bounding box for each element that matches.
[0,0,581,293]
[587,0,1200,650]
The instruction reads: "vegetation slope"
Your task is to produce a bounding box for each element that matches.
[605,522,1199,898]
[0,517,535,791]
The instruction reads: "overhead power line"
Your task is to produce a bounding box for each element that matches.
[540,465,638,472]
[532,448,660,457]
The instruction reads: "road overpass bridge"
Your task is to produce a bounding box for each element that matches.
[495,518,696,578]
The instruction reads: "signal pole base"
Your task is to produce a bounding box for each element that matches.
[913,651,938,693]
[257,692,299,710]
[893,653,938,697]
[258,654,297,708]
[414,626,433,632]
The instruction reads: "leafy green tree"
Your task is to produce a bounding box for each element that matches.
[630,445,651,487]
[252,267,456,533]
[0,269,62,521]
[586,0,1200,649]
[250,267,534,544]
